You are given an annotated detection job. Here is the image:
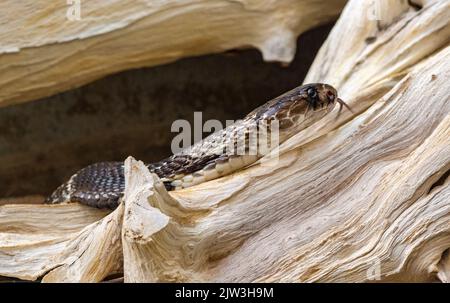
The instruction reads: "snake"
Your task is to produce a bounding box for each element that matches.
[46,83,349,209]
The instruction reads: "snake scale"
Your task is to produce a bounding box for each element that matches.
[46,83,348,209]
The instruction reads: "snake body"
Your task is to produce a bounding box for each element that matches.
[46,83,346,209]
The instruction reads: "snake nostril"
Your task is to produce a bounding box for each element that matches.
[327,91,335,103]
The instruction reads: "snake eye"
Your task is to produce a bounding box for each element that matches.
[307,88,317,99]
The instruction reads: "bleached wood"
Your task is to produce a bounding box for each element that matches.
[294,0,450,151]
[0,204,111,281]
[0,0,449,283]
[121,158,171,282]
[41,205,123,283]
[0,0,346,108]
[118,46,450,282]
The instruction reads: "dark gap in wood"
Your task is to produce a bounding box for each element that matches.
[408,0,423,11]
[365,36,377,44]
[428,168,450,195]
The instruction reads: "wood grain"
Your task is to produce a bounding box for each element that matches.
[0,0,346,108]
[0,0,449,282]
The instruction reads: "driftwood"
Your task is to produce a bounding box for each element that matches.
[0,0,346,108]
[1,0,450,282]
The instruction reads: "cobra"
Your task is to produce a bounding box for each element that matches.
[46,83,350,209]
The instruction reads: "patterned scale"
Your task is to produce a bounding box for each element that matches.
[70,162,125,208]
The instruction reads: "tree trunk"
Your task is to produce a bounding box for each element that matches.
[0,0,449,282]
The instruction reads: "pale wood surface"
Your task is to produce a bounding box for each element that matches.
[0,0,346,108]
[0,0,449,282]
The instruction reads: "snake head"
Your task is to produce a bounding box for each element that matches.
[287,83,344,115]
[252,83,349,131]
[305,83,338,109]
[302,83,352,114]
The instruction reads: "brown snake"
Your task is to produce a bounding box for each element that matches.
[46,83,349,209]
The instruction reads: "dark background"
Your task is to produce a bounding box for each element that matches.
[0,23,333,198]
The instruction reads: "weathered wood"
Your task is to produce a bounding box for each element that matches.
[119,47,450,282]
[0,0,449,282]
[121,159,171,283]
[0,0,346,108]
[0,204,112,281]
